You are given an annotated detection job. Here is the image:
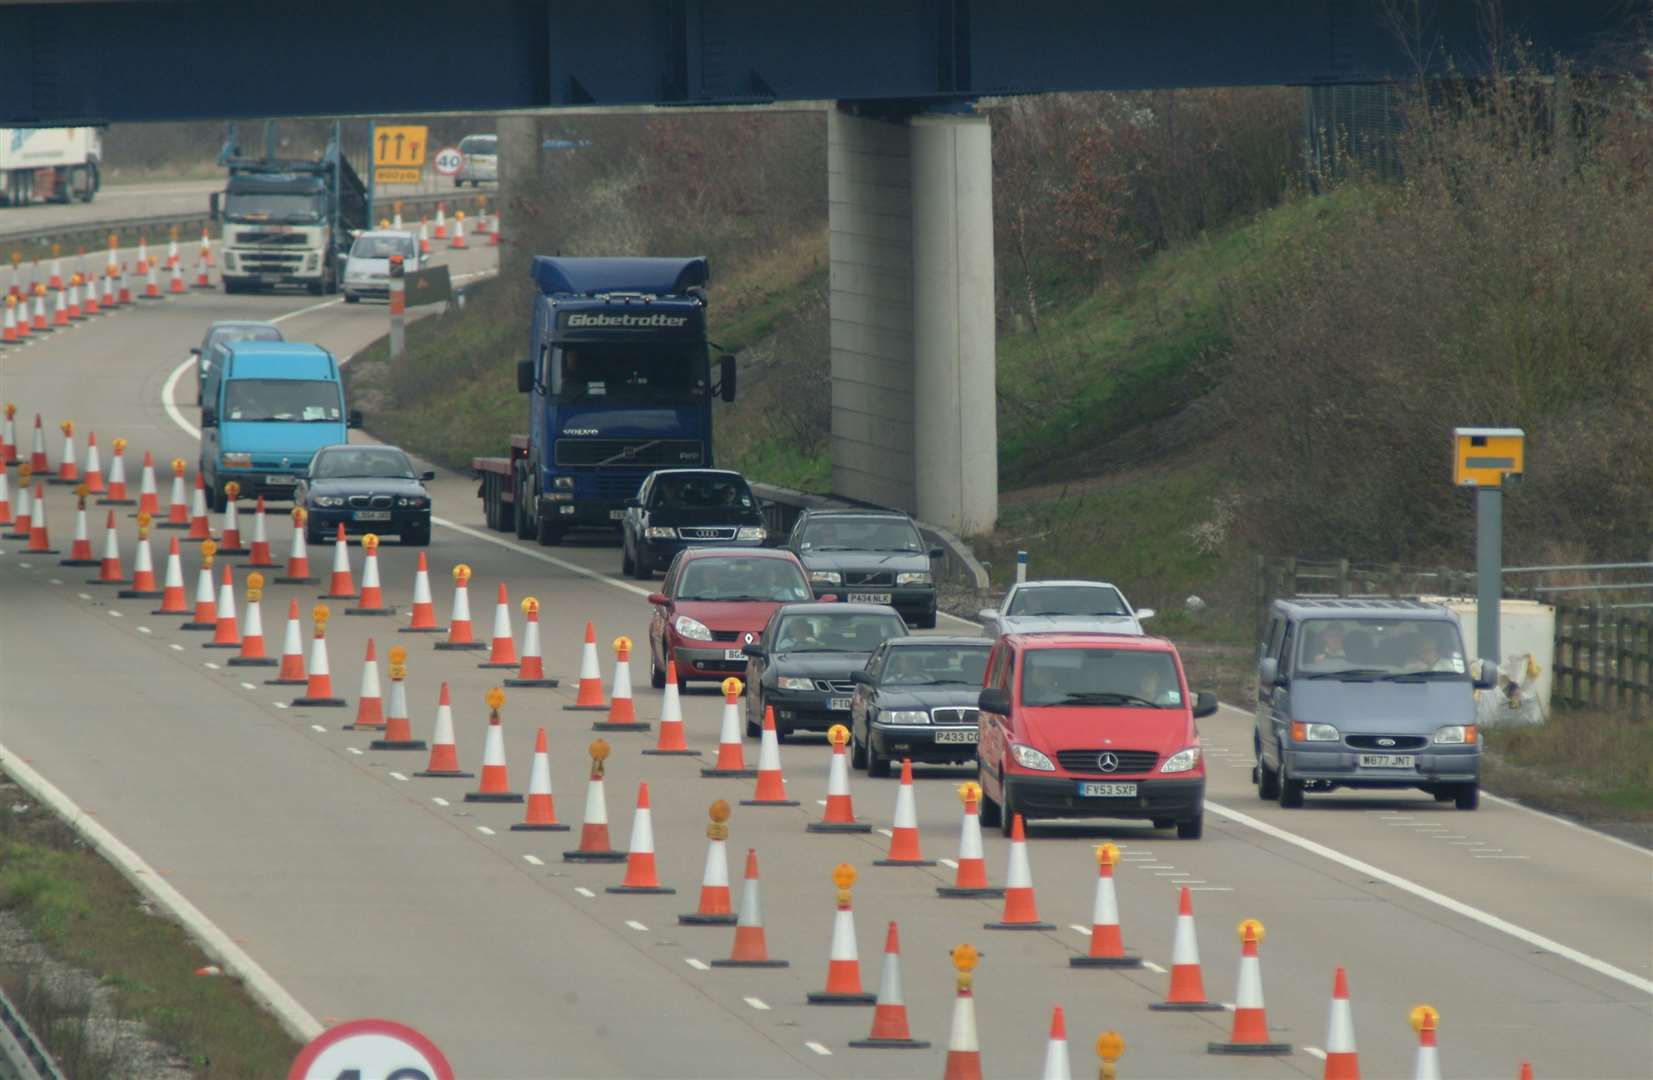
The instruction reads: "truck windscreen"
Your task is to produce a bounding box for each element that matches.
[553,345,708,406]
[225,191,323,223]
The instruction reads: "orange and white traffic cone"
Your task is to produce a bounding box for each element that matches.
[1,474,25,538]
[119,521,161,598]
[370,646,426,750]
[193,243,211,289]
[433,203,448,240]
[985,815,1055,930]
[489,207,502,245]
[204,565,243,648]
[1150,886,1224,1012]
[943,947,984,1080]
[741,706,799,807]
[643,661,696,755]
[169,257,186,295]
[346,533,393,614]
[1041,1006,1071,1080]
[1517,1061,1532,1080]
[320,523,356,599]
[30,285,49,333]
[27,415,48,476]
[1071,842,1141,968]
[135,451,160,515]
[413,683,472,777]
[182,546,218,629]
[510,727,566,830]
[806,864,876,1004]
[159,460,189,528]
[100,438,133,505]
[82,272,100,315]
[1,297,16,344]
[142,258,161,299]
[53,421,78,485]
[52,285,69,327]
[593,636,647,731]
[564,740,626,863]
[700,677,755,777]
[1,406,16,464]
[201,226,216,267]
[265,599,309,685]
[166,236,181,271]
[680,800,735,924]
[217,487,246,553]
[244,497,273,566]
[418,217,431,254]
[1322,967,1360,1080]
[850,921,930,1049]
[709,849,789,968]
[82,433,104,494]
[399,551,440,632]
[1410,1005,1441,1080]
[1207,920,1291,1055]
[563,620,608,709]
[504,598,558,686]
[465,689,523,802]
[293,607,348,707]
[434,564,484,650]
[344,639,385,729]
[0,471,11,530]
[474,199,490,235]
[274,508,315,583]
[58,496,98,566]
[228,573,276,667]
[809,724,870,833]
[48,257,63,292]
[117,264,132,305]
[26,485,59,553]
[184,474,212,541]
[875,759,935,866]
[607,782,675,894]
[937,783,1003,899]
[478,582,519,668]
[449,210,468,249]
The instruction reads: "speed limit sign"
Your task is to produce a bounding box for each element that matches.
[288,1018,454,1080]
[432,147,463,177]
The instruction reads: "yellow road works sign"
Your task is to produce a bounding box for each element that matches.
[376,166,422,185]
[374,125,428,168]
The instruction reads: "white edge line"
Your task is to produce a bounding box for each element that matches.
[0,742,323,1041]
[1204,799,1653,996]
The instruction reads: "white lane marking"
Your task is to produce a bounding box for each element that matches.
[309,724,327,733]
[1469,848,1504,854]
[1451,840,1482,846]
[430,515,653,596]
[168,643,184,651]
[1480,790,1653,857]
[805,1042,832,1057]
[625,919,649,932]
[476,825,495,836]
[1204,799,1653,996]
[1304,1047,1328,1060]
[685,958,710,971]
[574,886,596,899]
[1142,960,1167,974]
[389,771,409,782]
[815,799,827,806]
[77,591,92,600]
[876,827,894,838]
[1138,864,1175,870]
[1188,887,1234,892]
[347,747,364,756]
[432,796,449,807]
[940,858,958,869]
[203,661,220,670]
[1475,854,1533,860]
[108,610,123,617]
[744,997,770,1011]
[240,682,257,690]
[1154,871,1191,877]
[16,562,30,569]
[273,702,289,710]
[1177,880,1207,885]
[1429,834,1468,840]
[1068,924,1091,936]
[48,578,62,585]
[137,625,151,634]
[523,854,543,866]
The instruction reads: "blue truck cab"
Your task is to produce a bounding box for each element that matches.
[199,341,361,511]
[482,256,735,545]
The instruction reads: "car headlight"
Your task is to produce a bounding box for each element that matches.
[736,526,766,542]
[645,526,677,539]
[1010,743,1056,771]
[1160,747,1202,773]
[896,571,932,586]
[1433,724,1478,745]
[313,495,346,508]
[396,496,428,508]
[880,710,930,725]
[777,676,816,691]
[548,492,573,502]
[810,570,842,585]
[1291,722,1341,742]
[553,476,574,490]
[673,615,712,641]
[221,453,252,469]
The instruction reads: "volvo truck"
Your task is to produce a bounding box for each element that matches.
[211,137,366,295]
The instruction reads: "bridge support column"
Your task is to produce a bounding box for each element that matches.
[828,105,997,535]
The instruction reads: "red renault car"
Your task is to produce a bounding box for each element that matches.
[976,633,1217,839]
[647,547,813,690]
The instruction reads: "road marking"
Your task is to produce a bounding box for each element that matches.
[522,854,543,866]
[1154,871,1191,877]
[685,958,709,971]
[1469,848,1504,854]
[805,1042,832,1057]
[203,661,220,670]
[625,919,649,932]
[16,562,30,569]
[137,625,151,634]
[240,682,257,690]
[347,747,363,756]
[1475,854,1532,860]
[574,887,596,899]
[432,797,449,807]
[744,997,770,1011]
[1138,864,1175,870]
[168,643,184,651]
[1142,960,1167,974]
[940,858,958,869]
[108,610,123,617]
[77,591,92,600]
[48,578,62,585]
[389,771,409,782]
[1188,887,1234,892]
[476,825,495,836]
[1481,790,1653,857]
[1068,924,1091,936]
[875,827,893,838]
[1429,834,1468,840]
[1304,1047,1328,1060]
[310,724,327,733]
[815,799,827,806]
[1177,880,1207,885]
[1204,799,1653,995]
[273,702,289,710]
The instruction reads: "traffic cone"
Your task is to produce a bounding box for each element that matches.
[504,598,558,687]
[320,523,356,598]
[1,406,15,463]
[943,947,983,1080]
[47,257,62,291]
[848,922,930,1049]
[30,285,47,333]
[1071,842,1141,968]
[807,864,876,1004]
[160,461,188,528]
[117,263,131,305]
[564,740,626,862]
[228,575,277,667]
[413,683,472,777]
[265,600,309,685]
[741,706,799,807]
[369,647,426,749]
[0,471,13,529]
[346,534,394,614]
[808,724,870,832]
[449,211,468,249]
[26,485,59,553]
[1322,967,1360,1080]
[434,565,484,650]
[985,815,1055,930]
[135,239,148,277]
[166,236,180,270]
[434,203,448,239]
[606,783,675,894]
[201,226,216,266]
[1,475,26,539]
[100,437,133,504]
[643,662,695,754]
[700,677,755,777]
[1411,1005,1441,1080]
[169,257,186,295]
[142,258,160,299]
[293,608,348,706]
[53,422,78,484]
[1041,1007,1071,1080]
[118,524,161,598]
[871,758,935,865]
[592,636,647,731]
[475,199,490,234]
[28,415,48,476]
[274,510,315,583]
[193,244,211,288]
[52,285,68,326]
[489,208,502,245]
[82,433,104,494]
[66,275,83,319]
[58,497,97,565]
[217,491,246,554]
[245,497,273,566]
[510,728,566,830]
[709,850,788,968]
[1207,920,1291,1054]
[2,297,16,344]
[182,550,218,629]
[344,639,385,729]
[477,582,519,667]
[183,474,211,541]
[1517,1062,1532,1080]
[1149,886,1224,1011]
[101,267,116,310]
[204,565,242,648]
[84,273,100,315]
[135,451,159,515]
[562,620,607,708]
[937,783,1003,898]
[464,690,522,802]
[680,800,735,924]
[418,217,431,254]
[400,551,440,632]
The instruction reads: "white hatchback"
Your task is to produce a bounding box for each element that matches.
[341,229,421,303]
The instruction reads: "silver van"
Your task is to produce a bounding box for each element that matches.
[1252,598,1496,810]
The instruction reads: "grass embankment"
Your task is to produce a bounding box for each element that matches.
[1483,708,1653,825]
[0,779,300,1076]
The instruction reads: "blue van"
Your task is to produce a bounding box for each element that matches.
[200,341,361,510]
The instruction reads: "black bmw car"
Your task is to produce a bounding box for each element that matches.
[849,636,992,776]
[621,468,766,579]
[787,509,943,628]
[743,602,909,739]
[295,445,434,546]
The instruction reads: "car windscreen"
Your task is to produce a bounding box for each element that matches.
[351,236,415,259]
[650,475,754,513]
[310,448,414,479]
[207,325,282,352]
[460,136,497,155]
[1020,648,1182,708]
[1008,585,1129,617]
[675,558,809,602]
[798,518,922,553]
[774,612,906,653]
[552,344,708,406]
[880,646,990,686]
[1295,619,1469,679]
[223,379,341,423]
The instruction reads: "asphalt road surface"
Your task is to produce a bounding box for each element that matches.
[1,240,1649,1078]
[0,179,222,240]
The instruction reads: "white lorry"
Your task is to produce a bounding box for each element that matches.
[0,127,102,207]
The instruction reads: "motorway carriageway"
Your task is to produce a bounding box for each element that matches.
[0,237,1648,1078]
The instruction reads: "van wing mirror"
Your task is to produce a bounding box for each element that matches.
[1473,660,1501,690]
[208,192,220,220]
[978,687,1010,714]
[516,358,534,394]
[1193,691,1218,718]
[420,470,436,481]
[742,643,766,658]
[850,669,872,686]
[348,409,364,429]
[929,546,945,559]
[718,354,737,403]
[1258,657,1282,687]
[200,408,218,428]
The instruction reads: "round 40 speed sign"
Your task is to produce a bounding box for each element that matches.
[432,147,463,177]
[288,1018,454,1080]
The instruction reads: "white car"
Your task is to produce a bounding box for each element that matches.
[341,229,421,303]
[456,133,497,186]
[976,579,1154,638]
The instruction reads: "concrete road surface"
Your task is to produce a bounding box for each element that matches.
[0,180,221,240]
[1,239,1649,1078]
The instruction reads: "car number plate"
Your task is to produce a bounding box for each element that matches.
[847,592,892,604]
[354,510,392,522]
[1358,753,1415,769]
[723,649,748,661]
[608,509,626,520]
[934,729,978,744]
[264,475,297,486]
[1077,781,1137,798]
[828,696,852,711]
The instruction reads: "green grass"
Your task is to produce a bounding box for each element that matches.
[730,437,832,493]
[1483,707,1653,820]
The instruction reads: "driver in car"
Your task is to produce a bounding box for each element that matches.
[1134,665,1180,706]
